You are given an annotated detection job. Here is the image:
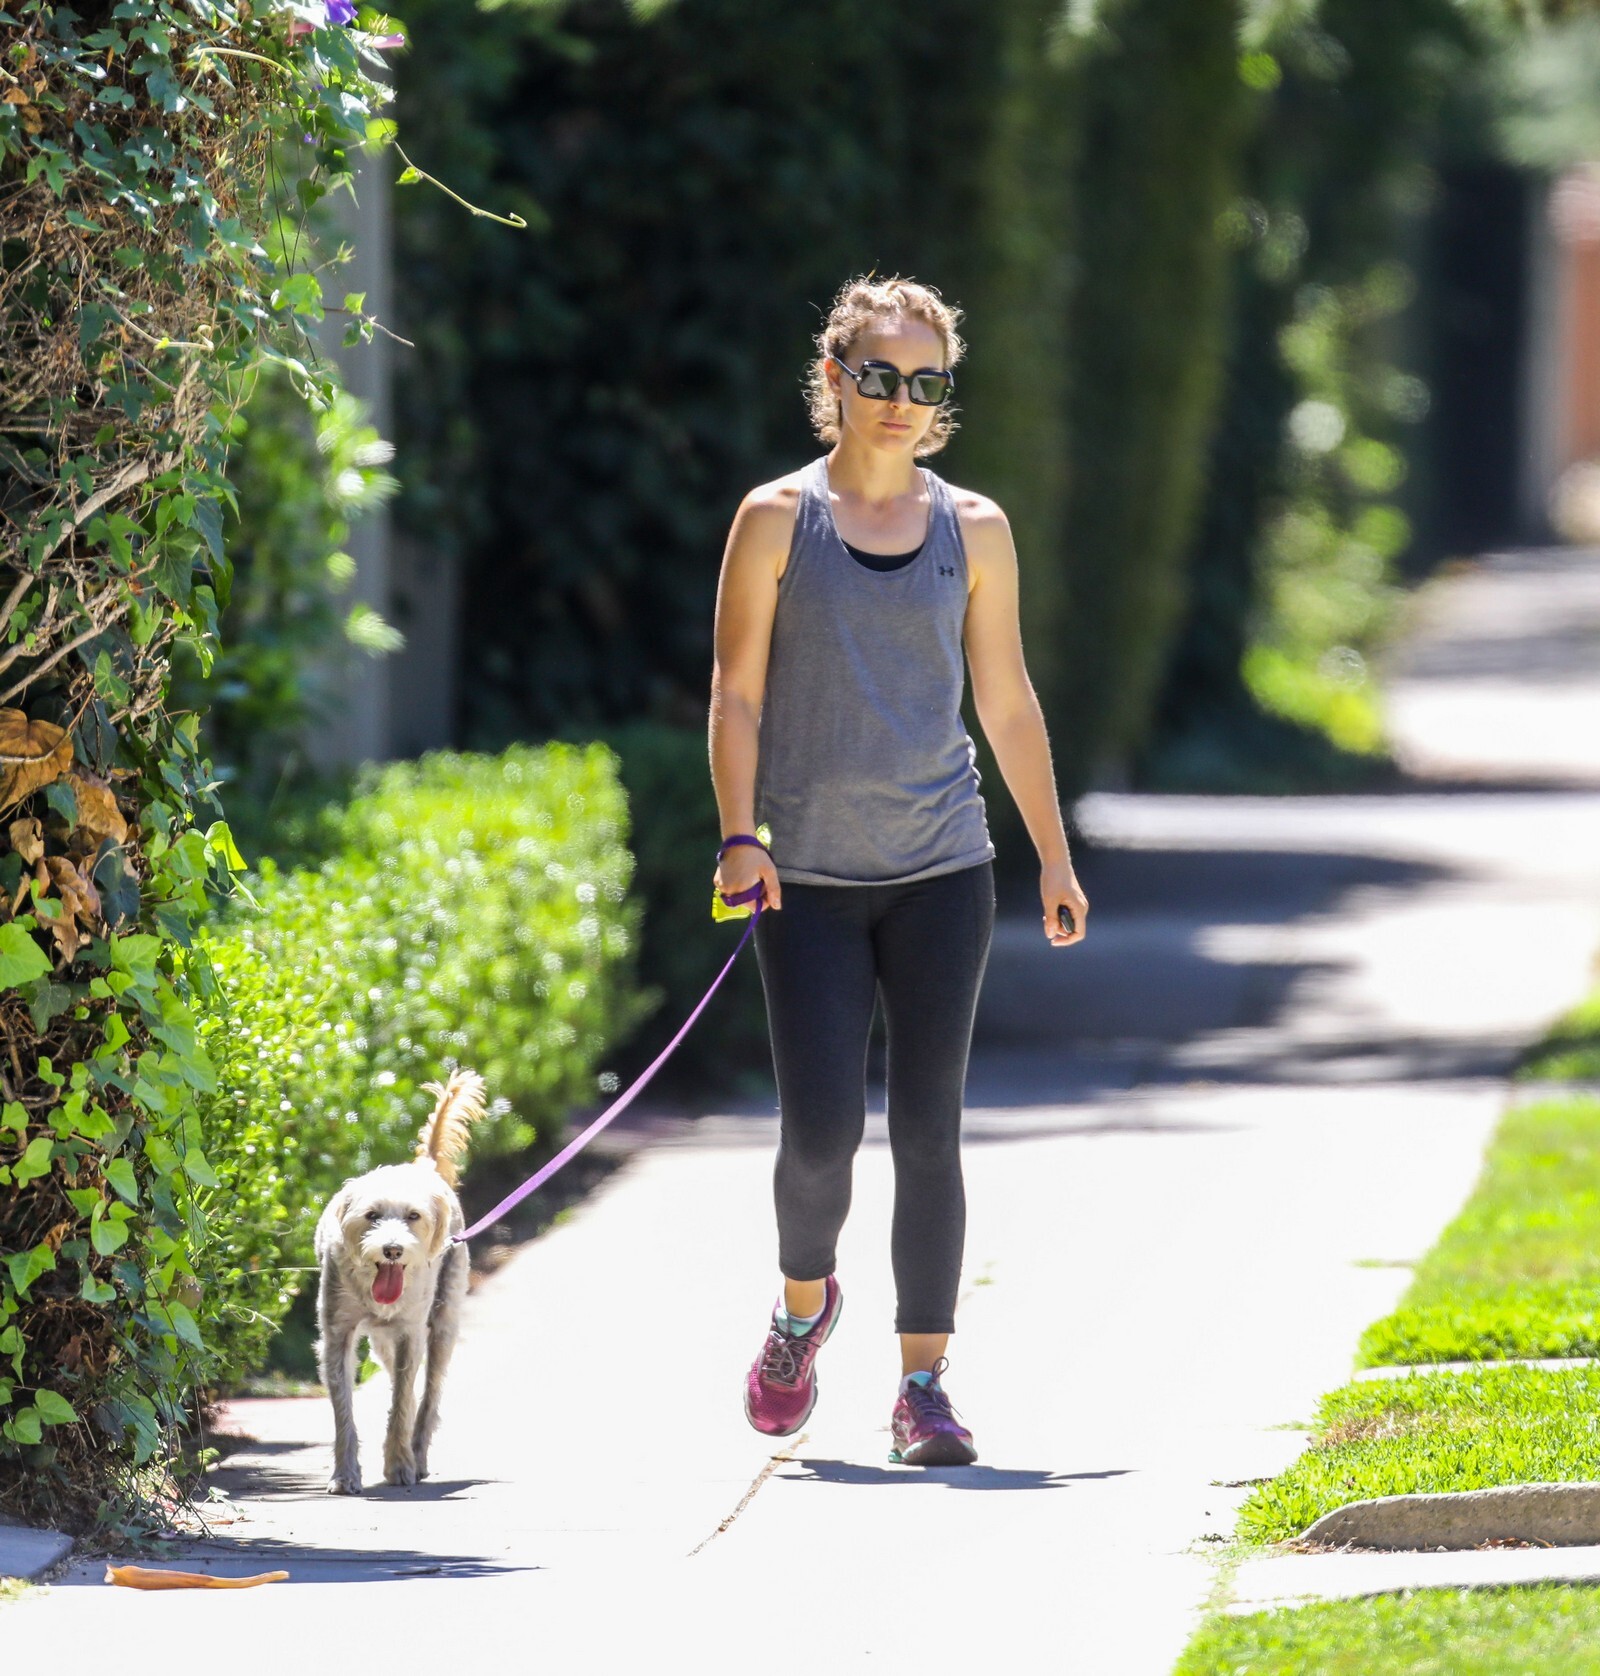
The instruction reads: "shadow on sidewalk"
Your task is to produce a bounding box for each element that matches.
[54,1537,533,1586]
[781,1460,1127,1491]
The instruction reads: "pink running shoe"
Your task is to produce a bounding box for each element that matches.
[890,1358,977,1466]
[743,1276,843,1436]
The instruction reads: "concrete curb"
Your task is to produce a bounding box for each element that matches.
[1301,1482,1600,1551]
[1507,1079,1600,1105]
[0,1517,72,1583]
[1356,1358,1600,1381]
[1230,1542,1600,1613]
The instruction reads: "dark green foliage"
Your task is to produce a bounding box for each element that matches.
[171,372,400,822]
[1052,0,1255,792]
[1147,0,1484,784]
[953,1,1083,847]
[195,742,644,1380]
[366,0,1530,817]
[387,0,997,746]
[1140,262,1303,784]
[0,0,394,1527]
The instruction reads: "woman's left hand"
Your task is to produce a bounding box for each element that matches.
[1041,859,1088,948]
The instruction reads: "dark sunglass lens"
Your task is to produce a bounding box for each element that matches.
[855,362,897,400]
[908,372,952,405]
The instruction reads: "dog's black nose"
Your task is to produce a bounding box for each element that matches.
[382,1244,403,1261]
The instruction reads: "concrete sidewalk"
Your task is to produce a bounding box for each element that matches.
[7,548,1600,1671]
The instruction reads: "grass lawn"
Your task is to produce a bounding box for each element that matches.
[1359,1097,1600,1367]
[1177,1076,1600,1669]
[1519,988,1600,1082]
[1237,1364,1600,1544]
[1175,1586,1600,1675]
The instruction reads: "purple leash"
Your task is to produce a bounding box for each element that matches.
[453,888,764,1243]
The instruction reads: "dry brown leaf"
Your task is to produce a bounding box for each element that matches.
[37,859,80,961]
[45,917,79,963]
[8,816,43,865]
[105,1566,289,1591]
[0,709,72,810]
[64,770,128,846]
[46,855,101,929]
[1,89,28,106]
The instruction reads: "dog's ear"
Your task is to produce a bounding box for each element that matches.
[426,1182,455,1258]
[315,1183,357,1259]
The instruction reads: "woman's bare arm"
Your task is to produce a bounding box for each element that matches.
[959,492,1088,946]
[709,483,796,910]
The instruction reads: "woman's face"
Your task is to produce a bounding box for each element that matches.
[826,316,947,458]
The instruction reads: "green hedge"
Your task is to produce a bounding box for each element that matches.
[192,743,645,1379]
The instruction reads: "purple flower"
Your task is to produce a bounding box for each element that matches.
[288,1,402,46]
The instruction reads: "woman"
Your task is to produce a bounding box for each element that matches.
[709,275,1088,1466]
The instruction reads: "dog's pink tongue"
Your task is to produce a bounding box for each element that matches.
[372,1263,405,1305]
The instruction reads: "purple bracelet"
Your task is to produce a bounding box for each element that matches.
[717,833,769,861]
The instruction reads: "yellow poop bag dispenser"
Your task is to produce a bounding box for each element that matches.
[712,823,773,922]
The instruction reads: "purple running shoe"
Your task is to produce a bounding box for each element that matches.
[889,1357,977,1466]
[743,1276,843,1436]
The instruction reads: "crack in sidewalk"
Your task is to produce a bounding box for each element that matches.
[687,1434,808,1557]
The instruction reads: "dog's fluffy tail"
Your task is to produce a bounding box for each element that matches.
[416,1069,487,1186]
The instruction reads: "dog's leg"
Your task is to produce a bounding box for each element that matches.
[383,1327,422,1485]
[412,1243,469,1479]
[317,1262,363,1496]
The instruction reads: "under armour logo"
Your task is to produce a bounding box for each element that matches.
[938,564,957,577]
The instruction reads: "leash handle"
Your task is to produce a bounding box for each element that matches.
[454,903,762,1243]
[710,879,765,923]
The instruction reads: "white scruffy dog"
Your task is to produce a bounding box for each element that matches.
[313,1070,485,1494]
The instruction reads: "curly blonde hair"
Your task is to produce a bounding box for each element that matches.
[805,275,965,458]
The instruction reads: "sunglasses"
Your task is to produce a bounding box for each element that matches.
[832,356,955,407]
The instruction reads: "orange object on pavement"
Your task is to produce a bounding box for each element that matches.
[104,1564,289,1590]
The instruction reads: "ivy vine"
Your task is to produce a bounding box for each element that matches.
[0,0,403,1527]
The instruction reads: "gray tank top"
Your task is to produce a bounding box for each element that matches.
[755,456,995,886]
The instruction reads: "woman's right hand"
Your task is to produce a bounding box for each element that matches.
[715,843,782,913]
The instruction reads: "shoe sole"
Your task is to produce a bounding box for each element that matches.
[743,1286,843,1438]
[889,1435,978,1467]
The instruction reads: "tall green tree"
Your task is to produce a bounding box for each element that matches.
[388,0,997,744]
[1051,0,1256,793]
[1146,0,1483,786]
[953,1,1082,841]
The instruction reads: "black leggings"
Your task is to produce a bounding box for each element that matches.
[753,861,995,1335]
